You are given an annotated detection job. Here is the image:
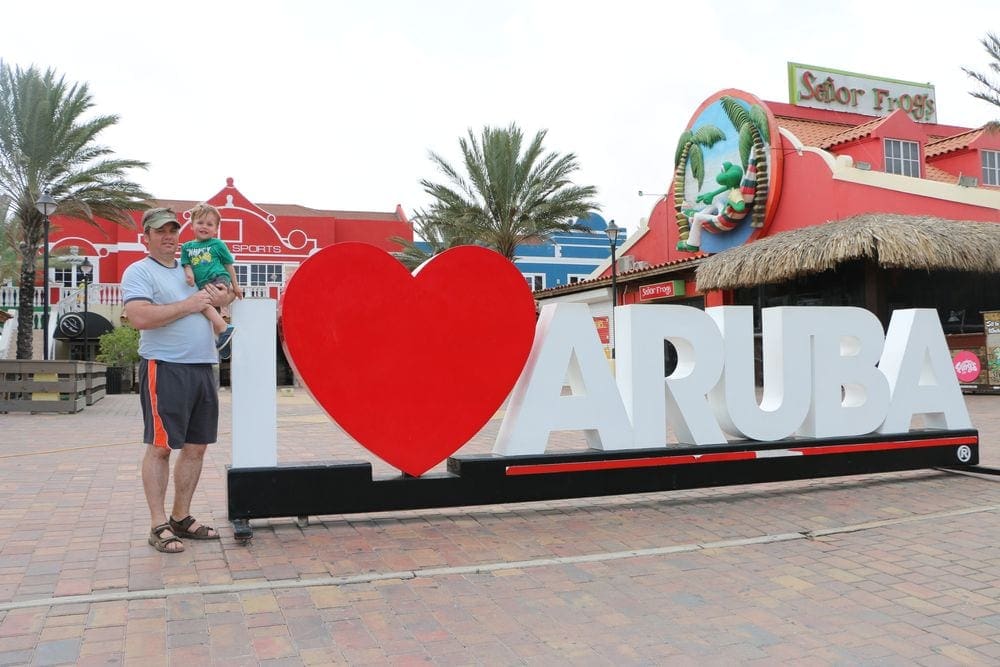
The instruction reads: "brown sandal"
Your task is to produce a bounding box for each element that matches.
[169,515,220,540]
[149,523,185,553]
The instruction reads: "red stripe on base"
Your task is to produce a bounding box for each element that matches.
[507,450,757,476]
[504,435,976,476]
[790,435,977,457]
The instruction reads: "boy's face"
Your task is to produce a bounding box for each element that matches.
[192,214,220,241]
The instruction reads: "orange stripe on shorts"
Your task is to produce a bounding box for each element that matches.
[147,360,169,448]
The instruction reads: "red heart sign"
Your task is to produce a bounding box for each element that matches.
[279,243,537,476]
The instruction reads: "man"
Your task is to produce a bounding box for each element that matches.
[123,207,234,553]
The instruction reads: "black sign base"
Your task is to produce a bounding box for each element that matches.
[227,429,978,539]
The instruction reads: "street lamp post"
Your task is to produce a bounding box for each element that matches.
[35,190,57,361]
[605,219,620,361]
[80,257,93,360]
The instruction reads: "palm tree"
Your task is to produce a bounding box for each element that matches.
[673,125,725,245]
[420,123,599,260]
[963,32,1000,130]
[720,96,771,229]
[391,207,478,270]
[0,62,149,359]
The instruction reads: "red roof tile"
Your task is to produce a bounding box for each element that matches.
[925,128,986,158]
[775,116,852,146]
[533,254,706,297]
[924,164,958,183]
[819,115,891,149]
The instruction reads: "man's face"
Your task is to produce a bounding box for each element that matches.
[144,223,181,258]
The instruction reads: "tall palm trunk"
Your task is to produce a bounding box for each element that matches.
[16,257,36,359]
[750,143,768,228]
[674,142,692,242]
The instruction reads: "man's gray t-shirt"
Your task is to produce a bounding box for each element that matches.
[121,257,218,363]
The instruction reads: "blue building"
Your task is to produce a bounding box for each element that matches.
[513,213,626,291]
[416,213,626,291]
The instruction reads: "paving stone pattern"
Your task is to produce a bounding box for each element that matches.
[0,392,998,664]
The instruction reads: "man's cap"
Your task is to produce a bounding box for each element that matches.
[142,207,179,231]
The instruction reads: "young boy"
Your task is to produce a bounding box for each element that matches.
[181,203,243,359]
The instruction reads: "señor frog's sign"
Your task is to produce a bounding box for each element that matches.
[788,62,937,123]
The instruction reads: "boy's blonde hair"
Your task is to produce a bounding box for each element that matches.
[190,203,221,226]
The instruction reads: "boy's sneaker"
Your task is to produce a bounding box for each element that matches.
[216,325,235,360]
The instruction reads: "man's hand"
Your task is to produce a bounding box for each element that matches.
[184,290,214,314]
[204,282,236,308]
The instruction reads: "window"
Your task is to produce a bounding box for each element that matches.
[53,267,79,286]
[523,274,545,291]
[884,139,920,177]
[983,149,1000,186]
[234,263,284,286]
[567,274,589,284]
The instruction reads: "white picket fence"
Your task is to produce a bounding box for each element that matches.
[1,284,125,328]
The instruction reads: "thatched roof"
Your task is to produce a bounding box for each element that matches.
[696,213,1000,291]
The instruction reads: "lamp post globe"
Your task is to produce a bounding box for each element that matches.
[35,190,57,361]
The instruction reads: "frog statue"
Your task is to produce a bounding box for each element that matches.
[676,157,757,253]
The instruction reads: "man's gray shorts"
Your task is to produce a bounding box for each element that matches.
[138,359,218,449]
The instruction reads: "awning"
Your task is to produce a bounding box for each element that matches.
[54,312,116,340]
[695,213,1000,291]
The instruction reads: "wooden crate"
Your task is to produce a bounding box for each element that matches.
[0,360,107,414]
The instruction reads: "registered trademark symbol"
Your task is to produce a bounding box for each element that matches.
[956,445,972,463]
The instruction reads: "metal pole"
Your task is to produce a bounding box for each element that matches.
[610,240,618,360]
[82,278,89,361]
[42,216,50,361]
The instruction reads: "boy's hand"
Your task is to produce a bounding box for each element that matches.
[185,275,195,287]
[233,284,245,299]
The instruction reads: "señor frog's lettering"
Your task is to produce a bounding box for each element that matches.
[495,304,971,456]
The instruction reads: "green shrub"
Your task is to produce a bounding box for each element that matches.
[96,324,140,367]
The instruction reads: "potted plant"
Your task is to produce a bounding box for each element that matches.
[96,324,140,394]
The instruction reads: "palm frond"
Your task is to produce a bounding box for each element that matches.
[0,60,151,358]
[420,123,600,260]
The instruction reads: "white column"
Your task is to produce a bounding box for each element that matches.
[230,298,278,468]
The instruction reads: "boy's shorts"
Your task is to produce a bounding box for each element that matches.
[198,275,231,290]
[139,359,219,449]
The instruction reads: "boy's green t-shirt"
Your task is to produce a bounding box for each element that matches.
[180,238,234,288]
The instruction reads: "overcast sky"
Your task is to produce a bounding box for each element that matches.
[4,1,998,234]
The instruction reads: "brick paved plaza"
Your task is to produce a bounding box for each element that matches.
[1,391,998,664]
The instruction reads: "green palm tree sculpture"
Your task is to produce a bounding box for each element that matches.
[673,125,725,245]
[0,62,149,359]
[419,123,599,261]
[720,96,770,228]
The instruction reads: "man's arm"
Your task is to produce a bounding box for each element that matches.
[125,290,214,330]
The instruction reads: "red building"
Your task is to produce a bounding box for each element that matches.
[39,177,411,362]
[49,177,411,291]
[536,64,1000,388]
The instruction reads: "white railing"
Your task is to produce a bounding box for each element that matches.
[0,285,42,310]
[2,283,123,313]
[243,285,275,299]
[1,283,275,331]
